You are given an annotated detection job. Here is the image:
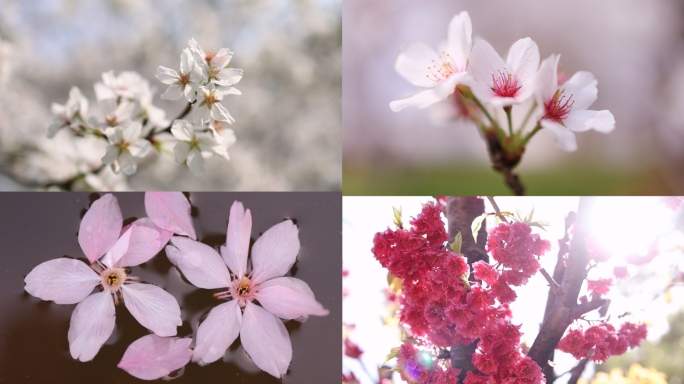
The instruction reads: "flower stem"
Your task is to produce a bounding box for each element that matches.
[520,101,538,132]
[504,106,513,136]
[520,122,542,148]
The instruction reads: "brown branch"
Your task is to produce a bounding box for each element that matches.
[528,197,596,382]
[540,268,561,295]
[485,130,525,196]
[486,196,509,223]
[572,299,608,319]
[146,101,193,139]
[445,197,488,380]
[567,358,590,384]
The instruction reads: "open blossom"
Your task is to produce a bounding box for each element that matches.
[118,334,193,381]
[156,48,203,102]
[23,193,189,361]
[389,11,472,112]
[48,86,88,138]
[188,38,243,89]
[535,54,615,151]
[193,83,240,124]
[467,37,540,106]
[165,201,329,378]
[102,121,151,175]
[170,119,234,175]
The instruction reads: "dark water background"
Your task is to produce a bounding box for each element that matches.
[0,192,342,383]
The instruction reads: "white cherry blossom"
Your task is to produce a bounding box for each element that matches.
[193,83,240,124]
[48,86,89,138]
[102,121,151,175]
[187,38,243,89]
[170,119,233,176]
[535,54,615,152]
[390,11,472,112]
[156,48,203,102]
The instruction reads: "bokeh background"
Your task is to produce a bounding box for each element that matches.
[343,0,684,195]
[0,0,341,191]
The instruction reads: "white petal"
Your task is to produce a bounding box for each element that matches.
[161,83,184,101]
[192,300,242,365]
[24,258,100,304]
[118,335,193,381]
[251,220,299,284]
[535,54,560,106]
[174,141,191,163]
[122,283,181,336]
[395,42,441,88]
[171,119,193,141]
[507,37,540,87]
[68,291,116,362]
[216,68,243,86]
[118,152,137,175]
[145,192,197,239]
[128,139,151,158]
[447,11,472,70]
[102,145,119,166]
[220,201,251,278]
[241,302,292,378]
[255,277,329,319]
[186,149,206,176]
[180,49,195,75]
[78,194,123,263]
[468,39,507,87]
[210,102,235,124]
[389,73,462,112]
[563,109,615,133]
[562,71,598,111]
[166,237,232,289]
[541,119,577,152]
[193,104,212,124]
[155,66,180,84]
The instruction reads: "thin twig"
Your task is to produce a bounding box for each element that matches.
[486,196,509,223]
[540,268,561,295]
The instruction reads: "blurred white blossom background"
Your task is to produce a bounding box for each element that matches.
[0,0,341,191]
[343,0,684,194]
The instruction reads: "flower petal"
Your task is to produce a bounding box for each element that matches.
[255,277,329,319]
[241,302,292,378]
[161,83,184,101]
[468,39,507,87]
[118,152,138,176]
[192,300,242,365]
[117,218,173,267]
[562,71,598,111]
[395,42,441,88]
[68,291,116,362]
[220,201,251,278]
[174,141,191,163]
[122,283,181,336]
[145,192,196,240]
[535,54,560,106]
[155,66,180,84]
[390,84,451,112]
[100,226,132,268]
[507,37,540,86]
[24,258,100,304]
[78,193,123,263]
[563,109,615,134]
[118,334,193,381]
[541,119,577,152]
[251,220,300,284]
[210,102,235,124]
[166,237,232,289]
[446,11,472,70]
[186,149,206,176]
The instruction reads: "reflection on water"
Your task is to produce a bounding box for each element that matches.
[0,192,341,383]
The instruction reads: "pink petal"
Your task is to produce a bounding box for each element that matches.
[561,71,598,111]
[395,42,441,88]
[122,283,181,336]
[166,237,232,289]
[241,302,292,378]
[541,119,577,152]
[255,277,329,319]
[118,334,193,381]
[100,226,132,268]
[563,109,615,134]
[535,54,560,106]
[68,291,116,362]
[446,11,472,70]
[507,37,540,87]
[24,258,100,304]
[192,300,242,365]
[78,194,123,263]
[220,201,251,278]
[251,220,300,284]
[468,39,507,88]
[116,218,173,267]
[145,192,196,240]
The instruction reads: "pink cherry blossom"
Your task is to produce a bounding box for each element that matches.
[145,192,197,240]
[118,334,193,380]
[467,37,540,106]
[535,54,615,151]
[165,201,329,378]
[24,194,183,362]
[390,12,472,112]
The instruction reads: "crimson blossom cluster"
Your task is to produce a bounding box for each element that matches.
[372,202,550,383]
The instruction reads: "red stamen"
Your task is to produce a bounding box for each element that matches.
[544,89,574,121]
[491,69,520,98]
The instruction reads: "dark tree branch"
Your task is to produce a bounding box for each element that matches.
[528,197,596,382]
[572,299,608,319]
[540,268,561,295]
[484,130,525,196]
[567,358,590,384]
[445,196,488,379]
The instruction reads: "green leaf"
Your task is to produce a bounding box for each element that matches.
[392,206,402,228]
[383,347,400,364]
[471,214,487,243]
[450,231,463,254]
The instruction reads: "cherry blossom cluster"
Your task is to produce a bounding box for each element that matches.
[47,38,241,180]
[391,11,615,155]
[557,322,647,364]
[372,202,548,383]
[24,193,327,380]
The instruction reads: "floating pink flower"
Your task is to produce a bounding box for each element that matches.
[165,201,329,378]
[24,194,185,361]
[118,334,193,380]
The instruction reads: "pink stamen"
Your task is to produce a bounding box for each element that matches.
[491,69,520,98]
[544,89,574,121]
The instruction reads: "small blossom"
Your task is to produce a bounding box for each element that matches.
[535,54,615,152]
[587,277,613,295]
[390,12,472,112]
[155,48,203,102]
[187,38,243,88]
[170,119,234,176]
[48,86,88,138]
[165,201,329,378]
[193,83,240,124]
[102,121,151,175]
